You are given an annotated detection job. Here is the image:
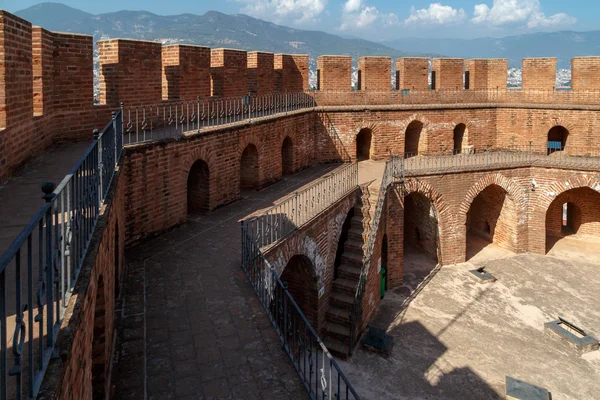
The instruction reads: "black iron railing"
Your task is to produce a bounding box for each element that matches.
[241,224,360,400]
[244,163,359,250]
[0,111,122,399]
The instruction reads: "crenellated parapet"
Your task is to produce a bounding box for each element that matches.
[275,54,309,92]
[248,51,275,95]
[358,56,391,91]
[210,48,248,97]
[317,55,352,91]
[162,44,211,101]
[522,57,556,90]
[431,58,464,90]
[464,59,507,90]
[571,57,600,90]
[395,57,429,91]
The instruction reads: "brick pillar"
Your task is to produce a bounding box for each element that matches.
[431,58,464,90]
[522,58,556,90]
[316,56,352,91]
[275,54,310,92]
[98,39,162,107]
[32,27,53,117]
[571,57,600,90]
[210,48,248,98]
[464,59,507,90]
[162,44,210,101]
[247,51,274,95]
[395,58,428,91]
[358,56,391,91]
[386,187,404,288]
[0,11,34,180]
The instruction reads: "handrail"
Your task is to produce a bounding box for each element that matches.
[0,110,123,399]
[241,224,360,400]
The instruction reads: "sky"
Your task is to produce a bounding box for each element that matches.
[1,0,596,40]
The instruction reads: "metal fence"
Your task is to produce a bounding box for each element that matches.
[123,92,316,145]
[0,112,123,400]
[244,163,359,250]
[241,225,360,400]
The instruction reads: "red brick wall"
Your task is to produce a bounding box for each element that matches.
[275,54,309,92]
[122,112,315,246]
[432,58,464,90]
[464,59,508,90]
[358,57,391,91]
[522,58,556,90]
[247,51,274,95]
[571,57,600,90]
[395,58,428,91]
[317,56,352,91]
[98,39,162,107]
[39,168,125,400]
[210,48,248,98]
[162,44,210,101]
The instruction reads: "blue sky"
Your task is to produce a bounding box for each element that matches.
[1,0,596,40]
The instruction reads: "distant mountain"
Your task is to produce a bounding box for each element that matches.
[382,31,600,69]
[14,2,435,60]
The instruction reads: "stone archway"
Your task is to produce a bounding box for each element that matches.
[280,254,319,327]
[356,128,372,161]
[187,159,210,213]
[453,123,466,154]
[405,120,423,157]
[281,136,294,175]
[547,125,569,153]
[240,144,260,190]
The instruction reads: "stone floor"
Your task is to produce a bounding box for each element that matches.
[337,242,600,400]
[113,164,359,400]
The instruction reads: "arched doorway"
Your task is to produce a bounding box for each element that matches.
[466,184,518,259]
[187,159,210,214]
[240,144,259,190]
[453,123,466,154]
[281,136,294,175]
[404,121,423,157]
[380,234,388,299]
[356,128,372,161]
[545,187,600,253]
[404,192,439,262]
[280,255,319,328]
[547,125,569,154]
[92,276,106,399]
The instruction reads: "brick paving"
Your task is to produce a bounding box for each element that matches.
[113,164,354,400]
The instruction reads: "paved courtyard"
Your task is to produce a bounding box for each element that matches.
[113,164,354,400]
[337,246,600,400]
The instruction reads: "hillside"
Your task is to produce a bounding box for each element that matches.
[15,2,431,59]
[382,31,600,69]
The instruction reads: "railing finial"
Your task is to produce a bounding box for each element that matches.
[93,128,99,139]
[41,182,56,202]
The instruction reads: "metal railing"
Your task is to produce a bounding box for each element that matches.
[241,225,360,400]
[123,92,316,145]
[349,158,396,354]
[244,163,359,250]
[0,111,122,399]
[311,88,600,107]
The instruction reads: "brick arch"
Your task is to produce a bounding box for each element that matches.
[401,178,452,264]
[400,114,430,156]
[458,173,526,222]
[398,113,432,131]
[544,117,576,136]
[269,234,327,286]
[181,146,217,212]
[237,134,265,158]
[537,175,600,212]
[452,121,470,150]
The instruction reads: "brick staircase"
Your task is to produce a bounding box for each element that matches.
[322,185,377,359]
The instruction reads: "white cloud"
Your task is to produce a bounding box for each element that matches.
[339,0,399,30]
[471,0,576,28]
[404,3,467,25]
[239,0,328,25]
[343,0,362,13]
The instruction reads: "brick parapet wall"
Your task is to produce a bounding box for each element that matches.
[38,167,126,400]
[395,58,429,91]
[210,48,248,97]
[464,59,508,90]
[432,58,464,90]
[275,54,309,92]
[522,58,556,90]
[317,56,352,91]
[358,57,391,91]
[571,57,600,90]
[247,51,275,96]
[162,44,211,101]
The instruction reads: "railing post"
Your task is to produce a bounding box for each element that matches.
[42,182,56,347]
[94,129,102,206]
[112,111,118,164]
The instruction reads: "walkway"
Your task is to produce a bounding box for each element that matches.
[0,141,92,255]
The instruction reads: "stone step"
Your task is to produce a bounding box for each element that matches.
[351,217,366,229]
[323,337,350,360]
[325,306,351,326]
[347,228,364,242]
[341,250,363,266]
[345,238,364,252]
[330,292,354,311]
[333,278,358,296]
[337,263,362,280]
[323,321,351,341]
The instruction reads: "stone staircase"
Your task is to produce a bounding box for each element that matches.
[322,185,377,359]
